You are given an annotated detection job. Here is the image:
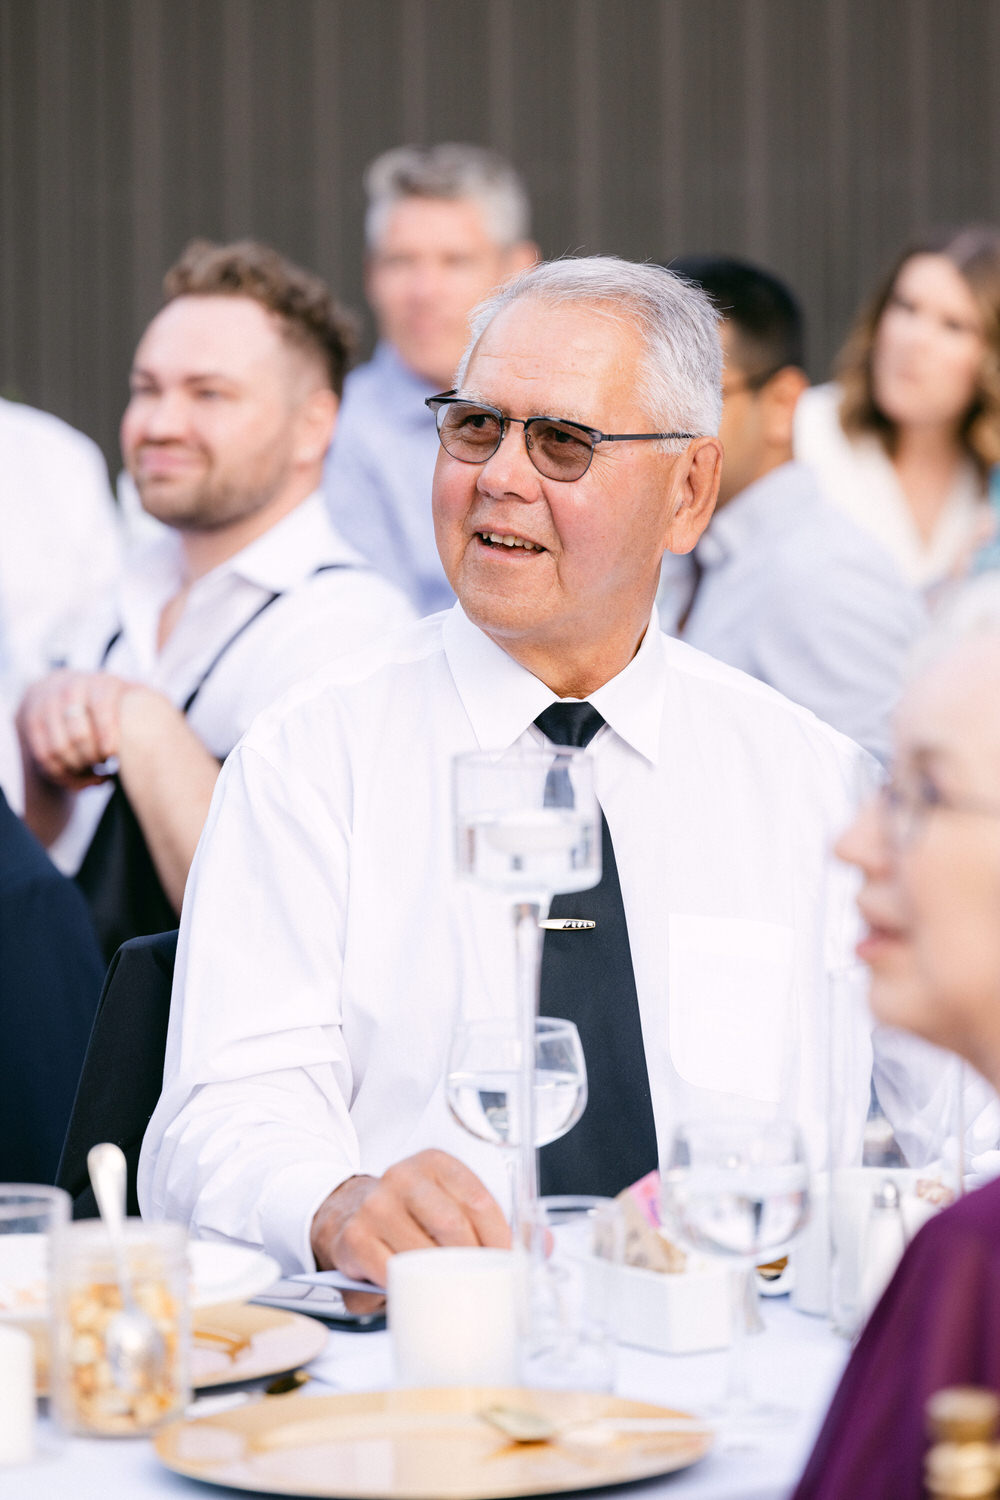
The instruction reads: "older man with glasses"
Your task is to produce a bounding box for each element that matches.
[141,257,875,1285]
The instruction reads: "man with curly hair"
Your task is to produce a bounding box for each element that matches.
[17,239,412,957]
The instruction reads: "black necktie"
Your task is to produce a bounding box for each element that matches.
[534,702,658,1197]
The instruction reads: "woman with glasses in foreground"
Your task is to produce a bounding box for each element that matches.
[794,577,1000,1499]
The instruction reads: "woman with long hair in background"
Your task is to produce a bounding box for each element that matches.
[796,226,1000,588]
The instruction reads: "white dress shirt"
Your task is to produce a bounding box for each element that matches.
[141,605,876,1272]
[794,384,986,588]
[48,493,414,874]
[657,462,927,763]
[0,398,122,696]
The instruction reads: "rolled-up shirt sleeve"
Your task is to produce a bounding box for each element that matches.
[139,729,358,1272]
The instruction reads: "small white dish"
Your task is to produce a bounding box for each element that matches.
[188,1241,281,1309]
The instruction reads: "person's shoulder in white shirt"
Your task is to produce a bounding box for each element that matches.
[0,397,122,690]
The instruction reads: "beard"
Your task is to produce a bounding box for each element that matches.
[131,443,292,532]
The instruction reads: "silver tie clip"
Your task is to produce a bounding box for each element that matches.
[538,918,596,931]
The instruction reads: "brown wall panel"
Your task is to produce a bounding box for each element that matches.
[1,0,999,463]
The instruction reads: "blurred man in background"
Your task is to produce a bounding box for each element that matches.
[322,143,538,614]
[17,238,412,960]
[657,256,925,762]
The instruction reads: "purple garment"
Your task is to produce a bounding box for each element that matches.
[793,1176,1000,1500]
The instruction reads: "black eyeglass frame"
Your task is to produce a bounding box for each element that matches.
[425,391,699,480]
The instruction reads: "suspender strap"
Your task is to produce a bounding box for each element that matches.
[77,562,349,962]
[179,591,281,714]
[96,560,348,717]
[98,629,122,668]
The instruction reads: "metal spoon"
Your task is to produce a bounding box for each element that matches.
[87,1142,166,1393]
[479,1402,712,1445]
[186,1370,311,1419]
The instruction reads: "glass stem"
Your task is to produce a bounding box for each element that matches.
[724,1267,757,1414]
[511,899,545,1238]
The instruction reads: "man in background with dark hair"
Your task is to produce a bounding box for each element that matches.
[322,144,538,616]
[17,239,412,956]
[658,255,924,762]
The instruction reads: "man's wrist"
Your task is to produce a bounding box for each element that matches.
[116,684,175,751]
[310,1174,378,1270]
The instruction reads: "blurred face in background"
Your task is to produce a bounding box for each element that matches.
[122,295,333,534]
[871,253,987,434]
[836,633,1000,1080]
[366,197,537,389]
[715,322,806,506]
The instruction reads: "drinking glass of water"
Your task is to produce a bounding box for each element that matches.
[661,1117,810,1431]
[446,1017,588,1215]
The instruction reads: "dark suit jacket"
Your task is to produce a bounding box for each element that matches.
[56,928,177,1217]
[0,789,106,1182]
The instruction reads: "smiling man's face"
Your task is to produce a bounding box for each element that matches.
[432,297,720,695]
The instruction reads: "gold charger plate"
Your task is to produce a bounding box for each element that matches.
[154,1385,713,1498]
[191,1302,330,1389]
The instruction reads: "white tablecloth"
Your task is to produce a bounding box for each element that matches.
[4,1300,848,1500]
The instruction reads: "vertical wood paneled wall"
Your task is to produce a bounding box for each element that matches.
[1,0,998,462]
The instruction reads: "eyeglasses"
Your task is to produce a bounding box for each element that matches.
[879,772,1000,847]
[425,392,698,482]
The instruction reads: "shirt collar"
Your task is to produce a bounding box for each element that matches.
[221,492,366,593]
[443,603,665,766]
[696,461,811,568]
[117,494,365,659]
[132,493,364,597]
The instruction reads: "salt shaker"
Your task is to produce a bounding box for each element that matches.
[859,1177,908,1320]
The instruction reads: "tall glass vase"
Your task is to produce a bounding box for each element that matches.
[453,747,600,1234]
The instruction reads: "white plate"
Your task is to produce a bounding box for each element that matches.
[0,1233,280,1313]
[189,1240,281,1309]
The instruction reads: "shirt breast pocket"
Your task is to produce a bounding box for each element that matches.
[667,914,797,1104]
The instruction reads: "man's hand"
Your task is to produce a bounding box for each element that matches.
[310,1150,511,1286]
[17,669,136,789]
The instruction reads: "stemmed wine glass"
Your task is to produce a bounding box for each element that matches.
[446,1017,589,1218]
[660,1117,811,1433]
[453,748,600,1231]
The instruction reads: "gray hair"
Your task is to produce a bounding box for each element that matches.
[364,143,531,251]
[454,257,723,440]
